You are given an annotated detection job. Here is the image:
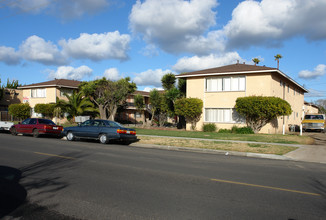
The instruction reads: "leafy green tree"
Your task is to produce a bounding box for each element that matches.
[149,89,162,123]
[8,103,31,120]
[235,96,292,133]
[34,103,56,119]
[177,78,186,97]
[274,54,283,69]
[252,58,260,65]
[56,91,97,121]
[5,79,21,89]
[175,98,203,130]
[0,79,3,100]
[134,94,145,122]
[80,77,136,120]
[161,73,176,90]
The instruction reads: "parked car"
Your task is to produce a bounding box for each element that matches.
[10,118,63,138]
[0,121,14,132]
[301,113,326,132]
[63,119,139,145]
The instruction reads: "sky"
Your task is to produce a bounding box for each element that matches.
[0,0,326,103]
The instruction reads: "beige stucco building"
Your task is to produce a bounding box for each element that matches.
[18,79,81,122]
[176,63,308,134]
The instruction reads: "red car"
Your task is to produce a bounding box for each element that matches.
[10,118,63,138]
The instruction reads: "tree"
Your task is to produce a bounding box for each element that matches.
[134,94,145,122]
[107,77,137,121]
[161,73,176,90]
[5,79,21,89]
[177,78,186,97]
[149,89,162,123]
[80,77,136,120]
[274,54,283,69]
[252,58,260,65]
[175,98,203,130]
[235,96,292,133]
[8,103,31,120]
[0,79,3,101]
[56,91,97,121]
[34,103,56,119]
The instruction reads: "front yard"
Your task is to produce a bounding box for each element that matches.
[134,128,314,155]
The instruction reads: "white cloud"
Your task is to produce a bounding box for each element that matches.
[9,0,109,20]
[305,88,326,98]
[133,69,173,87]
[143,87,164,92]
[129,0,220,54]
[173,52,243,73]
[47,65,93,80]
[103,68,123,81]
[0,46,21,65]
[224,0,326,49]
[20,35,67,65]
[60,31,130,61]
[299,64,326,79]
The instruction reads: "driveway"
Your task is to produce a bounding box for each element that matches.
[285,132,326,163]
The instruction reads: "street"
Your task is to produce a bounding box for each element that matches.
[1,132,326,219]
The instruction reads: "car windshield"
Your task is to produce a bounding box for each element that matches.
[38,119,55,125]
[304,115,324,120]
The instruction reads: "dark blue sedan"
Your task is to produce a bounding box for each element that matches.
[63,119,139,145]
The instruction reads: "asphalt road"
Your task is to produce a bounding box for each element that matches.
[0,132,326,220]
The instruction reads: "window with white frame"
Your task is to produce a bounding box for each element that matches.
[60,88,73,97]
[205,108,245,123]
[206,76,245,92]
[31,88,46,98]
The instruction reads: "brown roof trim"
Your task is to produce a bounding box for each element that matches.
[18,79,82,89]
[176,63,308,93]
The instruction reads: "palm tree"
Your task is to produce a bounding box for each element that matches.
[252,58,260,66]
[56,91,98,121]
[274,54,282,69]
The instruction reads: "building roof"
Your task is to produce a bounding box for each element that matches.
[176,63,308,93]
[18,79,82,89]
[132,90,150,97]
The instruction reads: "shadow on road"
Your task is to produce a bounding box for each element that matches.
[2,151,88,219]
[0,166,27,218]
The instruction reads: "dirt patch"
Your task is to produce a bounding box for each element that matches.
[138,136,297,155]
[303,132,326,145]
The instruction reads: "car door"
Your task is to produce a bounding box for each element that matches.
[17,118,31,133]
[26,118,37,134]
[74,120,93,138]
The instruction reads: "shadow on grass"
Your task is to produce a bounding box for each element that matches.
[1,151,88,219]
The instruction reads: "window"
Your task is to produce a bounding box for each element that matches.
[205,108,245,123]
[31,88,46,98]
[206,76,245,92]
[60,88,73,97]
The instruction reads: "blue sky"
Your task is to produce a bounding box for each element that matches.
[0,0,326,102]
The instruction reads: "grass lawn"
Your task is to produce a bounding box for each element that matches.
[135,128,314,145]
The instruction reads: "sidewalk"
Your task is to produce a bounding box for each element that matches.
[134,135,326,164]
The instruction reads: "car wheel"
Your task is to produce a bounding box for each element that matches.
[33,129,39,138]
[99,134,108,144]
[11,127,17,136]
[66,132,75,141]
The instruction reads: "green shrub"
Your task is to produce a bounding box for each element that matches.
[218,128,231,133]
[202,123,217,132]
[231,126,254,134]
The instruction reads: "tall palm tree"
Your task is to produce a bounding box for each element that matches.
[56,91,98,121]
[252,58,260,66]
[274,54,282,69]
